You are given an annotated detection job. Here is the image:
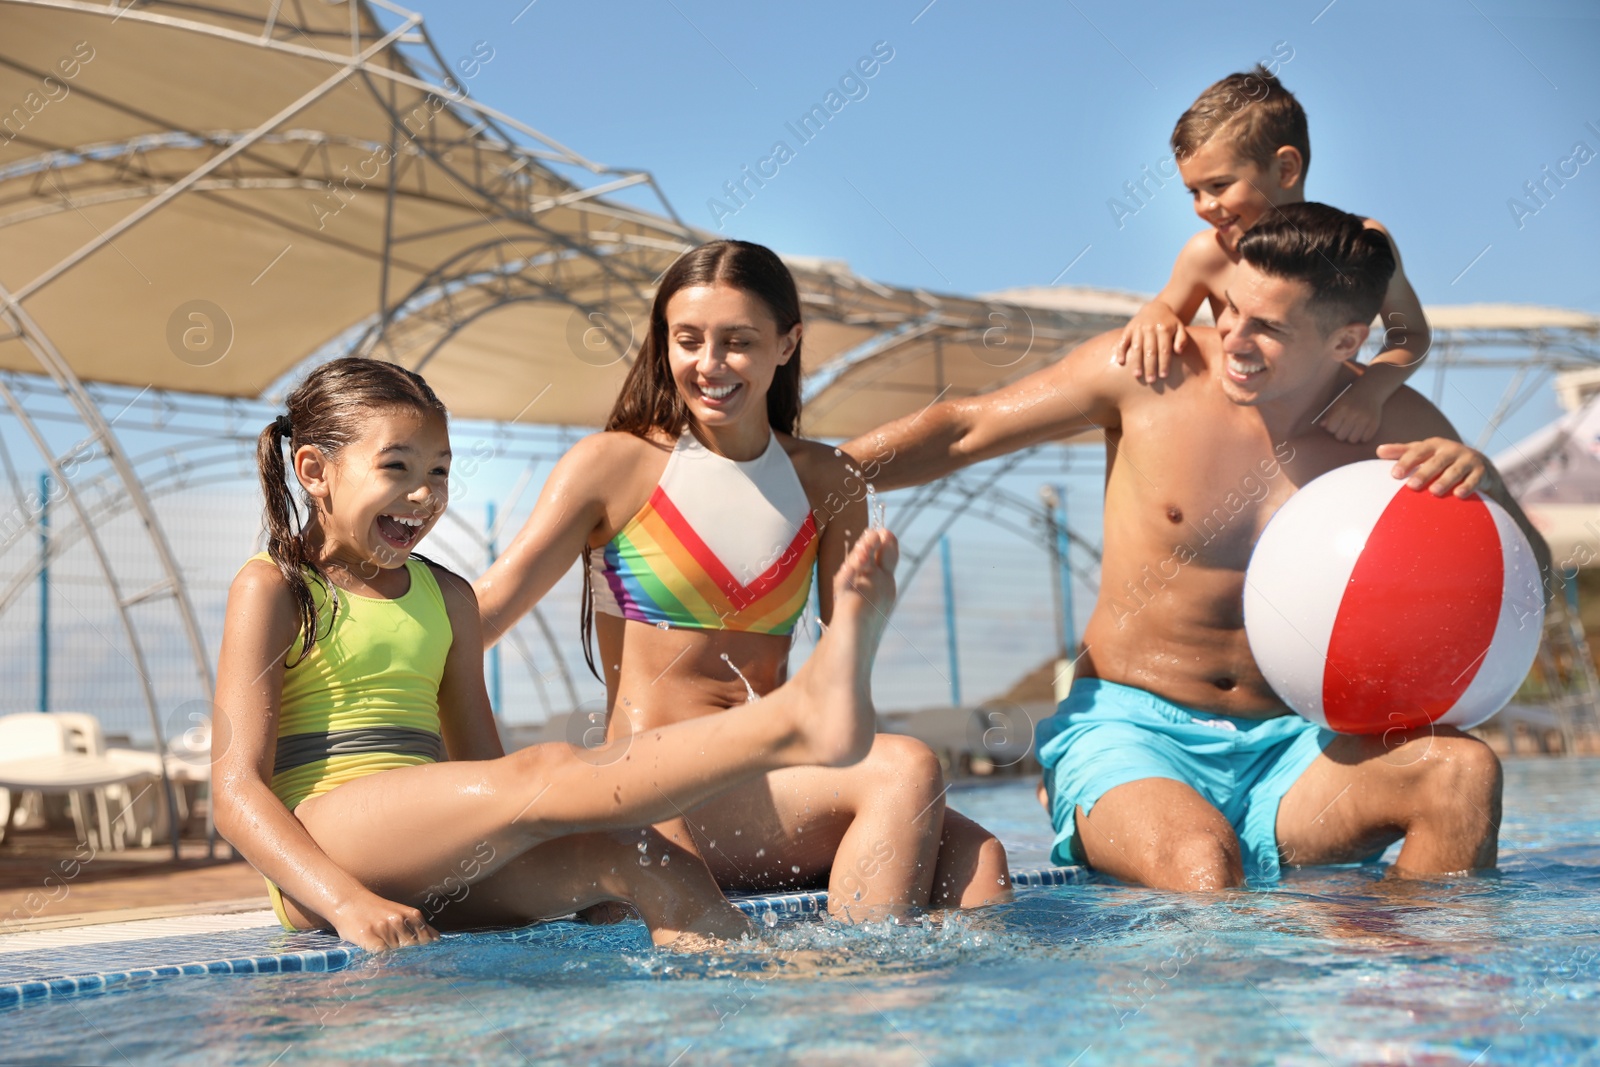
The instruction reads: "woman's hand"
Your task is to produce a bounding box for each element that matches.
[329,891,439,952]
[1375,438,1491,498]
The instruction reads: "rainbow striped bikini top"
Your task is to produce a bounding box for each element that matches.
[590,431,819,634]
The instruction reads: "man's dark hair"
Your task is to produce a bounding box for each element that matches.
[1237,202,1395,334]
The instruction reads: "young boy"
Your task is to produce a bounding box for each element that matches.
[1113,65,1429,443]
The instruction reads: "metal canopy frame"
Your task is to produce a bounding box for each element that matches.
[4,0,1600,855]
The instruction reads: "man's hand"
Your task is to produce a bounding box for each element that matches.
[1113,301,1188,382]
[1375,438,1491,498]
[1320,379,1386,444]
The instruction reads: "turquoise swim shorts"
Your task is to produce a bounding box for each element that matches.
[1036,678,1334,882]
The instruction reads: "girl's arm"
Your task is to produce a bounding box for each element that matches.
[429,565,506,762]
[472,434,629,650]
[211,561,437,951]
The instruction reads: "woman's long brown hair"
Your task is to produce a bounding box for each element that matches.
[581,240,806,680]
[256,356,448,666]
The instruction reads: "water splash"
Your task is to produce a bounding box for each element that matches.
[720,653,760,703]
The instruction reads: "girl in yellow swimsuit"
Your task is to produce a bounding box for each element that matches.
[475,241,1010,919]
[212,356,900,951]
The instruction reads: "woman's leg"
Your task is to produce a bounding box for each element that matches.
[281,529,898,940]
[651,736,1013,919]
[931,808,1011,909]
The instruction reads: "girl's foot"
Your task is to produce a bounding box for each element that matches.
[790,528,899,767]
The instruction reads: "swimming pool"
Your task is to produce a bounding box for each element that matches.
[3,758,1598,1065]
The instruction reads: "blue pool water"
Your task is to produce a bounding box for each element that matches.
[3,758,1599,1066]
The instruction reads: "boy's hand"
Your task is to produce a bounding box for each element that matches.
[1375,438,1491,499]
[1114,301,1188,382]
[1319,382,1386,443]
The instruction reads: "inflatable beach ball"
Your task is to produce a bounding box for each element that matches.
[1243,459,1543,734]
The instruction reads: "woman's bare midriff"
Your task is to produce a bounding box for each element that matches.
[596,614,796,735]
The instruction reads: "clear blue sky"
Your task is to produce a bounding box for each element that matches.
[402,0,1599,317]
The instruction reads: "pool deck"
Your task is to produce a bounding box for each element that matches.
[0,831,266,933]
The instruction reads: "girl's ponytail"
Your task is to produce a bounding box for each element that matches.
[257,414,332,667]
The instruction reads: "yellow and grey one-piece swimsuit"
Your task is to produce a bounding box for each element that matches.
[244,553,451,930]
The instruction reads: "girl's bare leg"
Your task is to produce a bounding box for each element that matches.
[286,827,750,947]
[282,530,899,941]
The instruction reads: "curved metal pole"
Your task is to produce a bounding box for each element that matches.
[0,285,214,697]
[0,377,182,859]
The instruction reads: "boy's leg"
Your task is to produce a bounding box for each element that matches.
[1275,726,1501,875]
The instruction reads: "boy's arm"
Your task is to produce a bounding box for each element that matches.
[1114,231,1224,381]
[1320,222,1432,443]
[843,328,1134,491]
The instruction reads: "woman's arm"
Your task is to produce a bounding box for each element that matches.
[473,433,638,649]
[211,562,436,950]
[429,565,505,762]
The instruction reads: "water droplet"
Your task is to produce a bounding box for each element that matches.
[734,829,742,836]
[997,878,1005,885]
[762,911,779,928]
[790,865,801,874]
[639,856,650,866]
[756,848,766,858]
[833,448,842,456]
[708,841,716,849]
[659,854,670,866]
[853,891,862,901]
[656,621,670,630]
[719,652,760,703]
[637,841,648,853]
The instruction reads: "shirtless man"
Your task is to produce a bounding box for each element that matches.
[845,202,1550,892]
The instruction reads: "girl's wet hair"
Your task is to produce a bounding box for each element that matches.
[257,356,448,665]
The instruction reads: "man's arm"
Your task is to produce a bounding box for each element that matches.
[843,328,1139,491]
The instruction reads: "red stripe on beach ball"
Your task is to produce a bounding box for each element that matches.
[1321,488,1504,733]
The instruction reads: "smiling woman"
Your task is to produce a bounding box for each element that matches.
[474,240,1012,920]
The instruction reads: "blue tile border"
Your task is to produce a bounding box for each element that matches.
[0,865,1086,1009]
